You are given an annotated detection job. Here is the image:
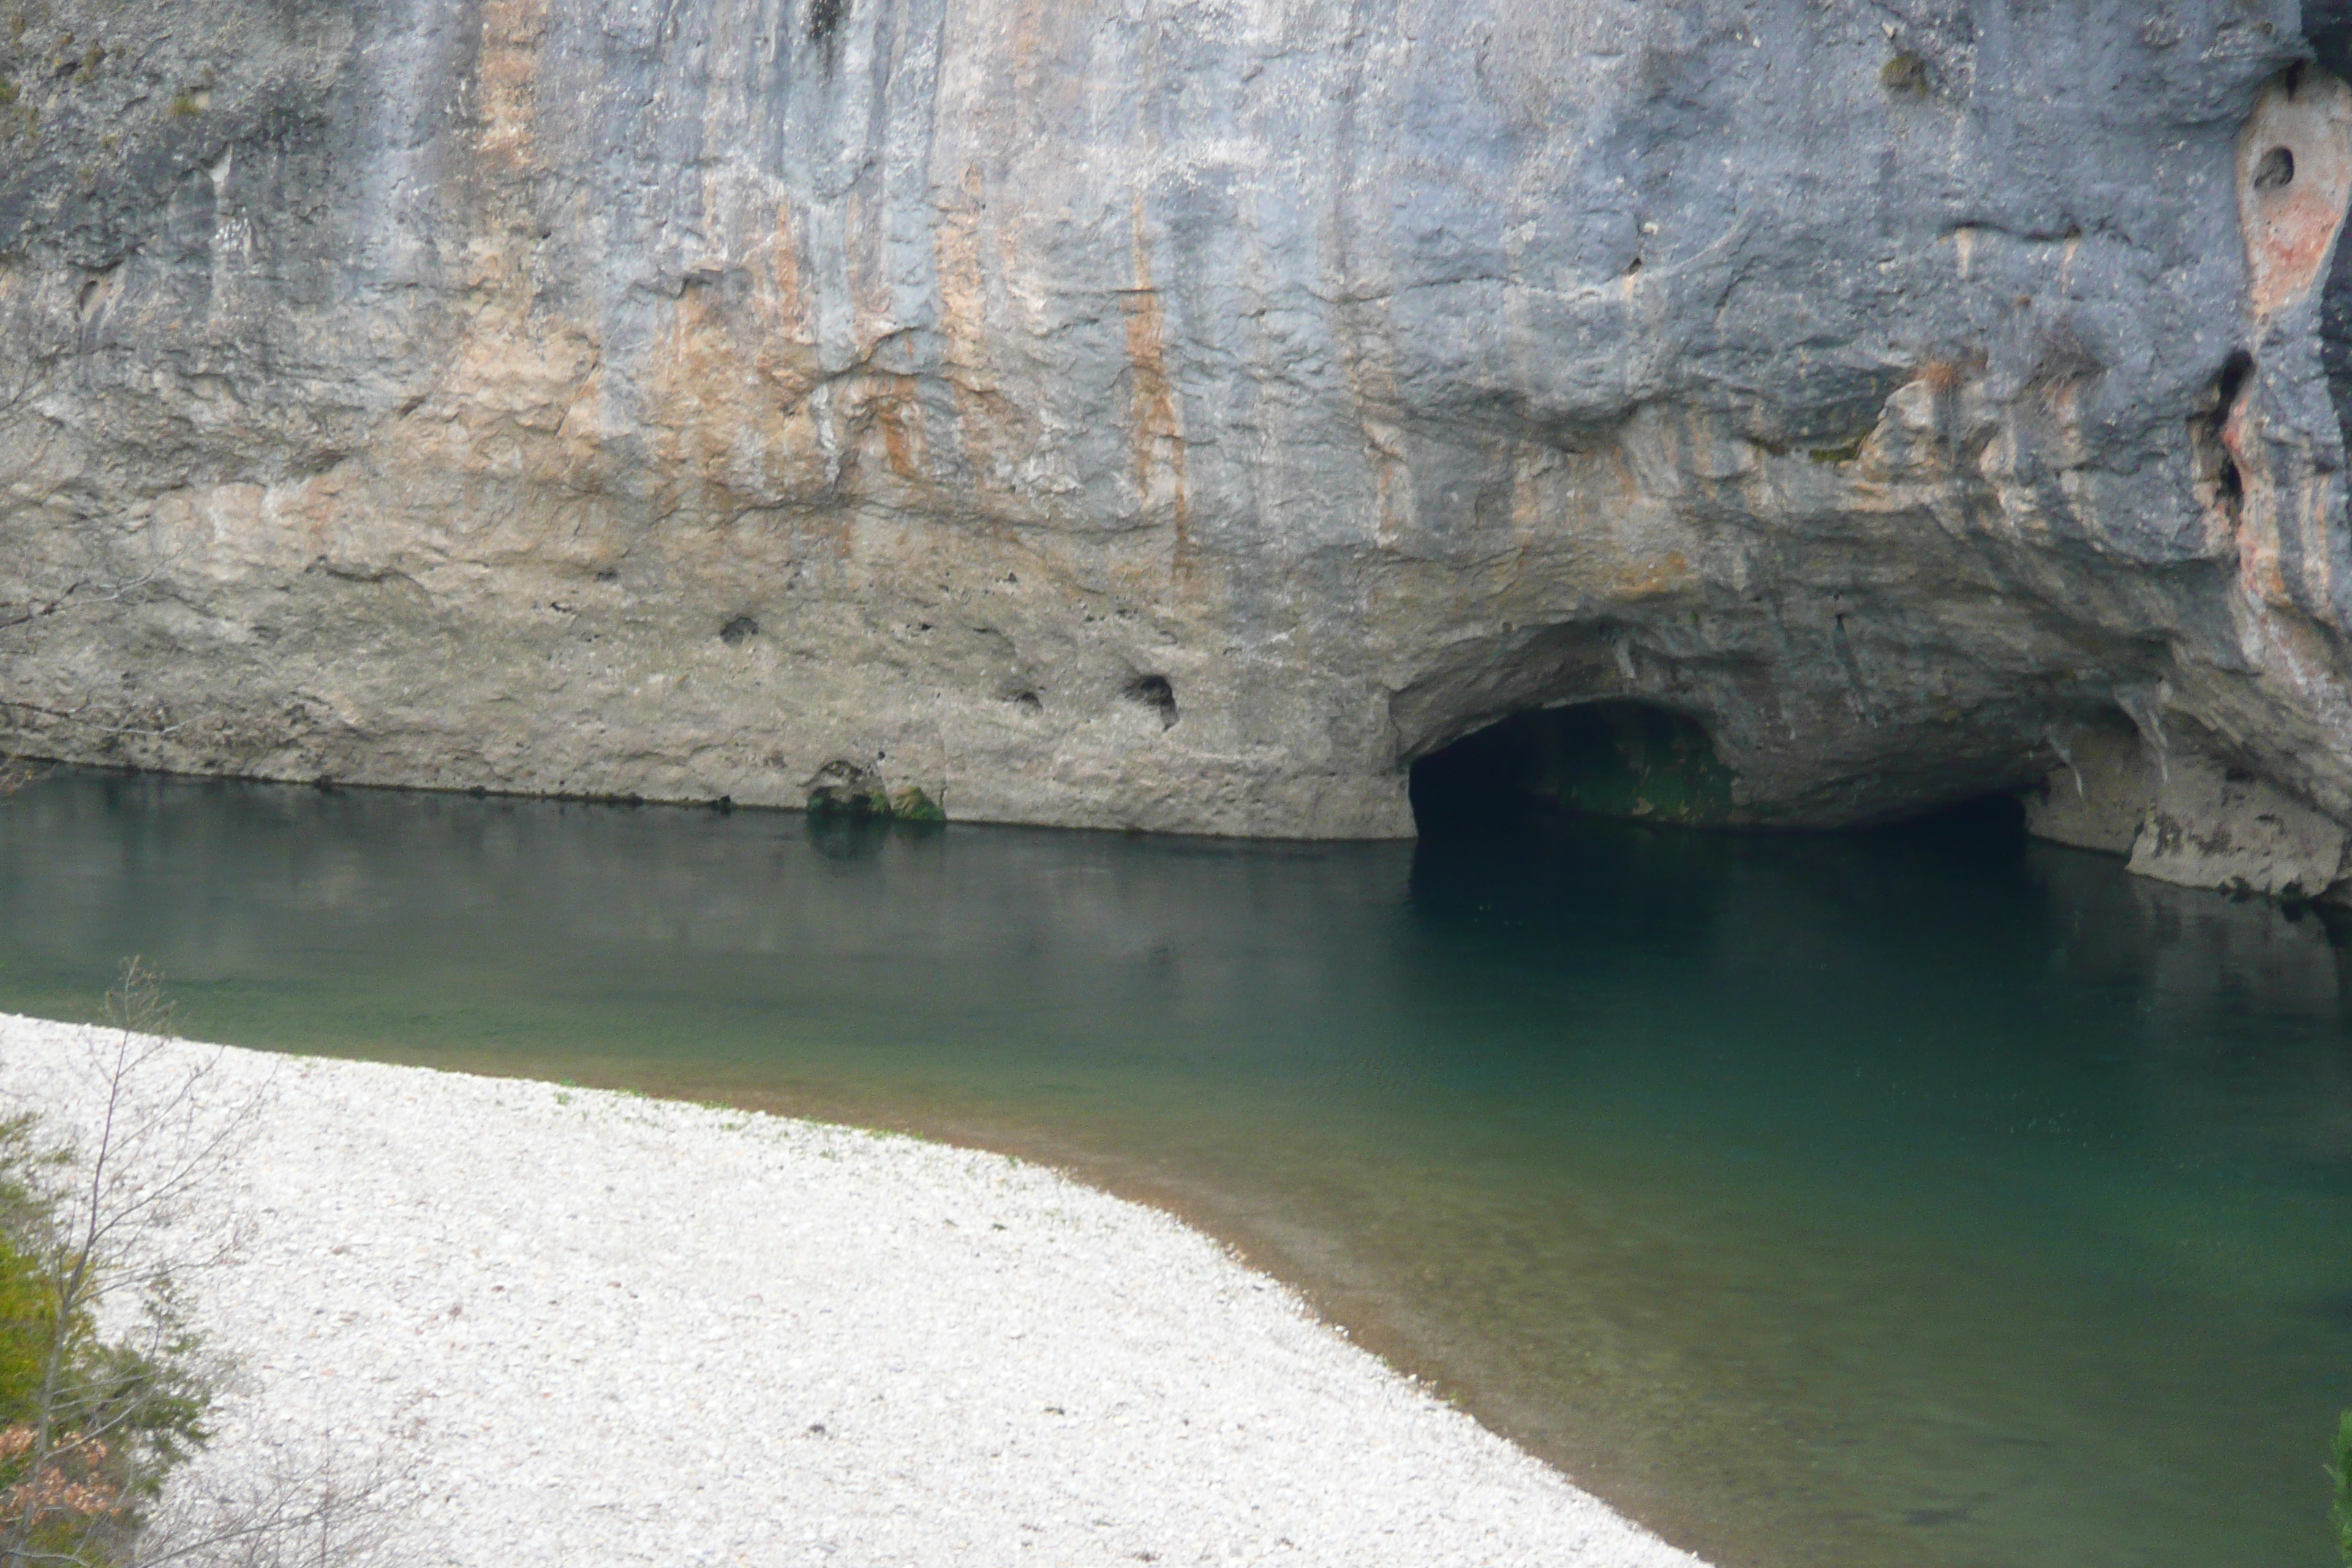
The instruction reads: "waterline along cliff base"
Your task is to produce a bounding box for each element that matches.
[11,2,2352,894]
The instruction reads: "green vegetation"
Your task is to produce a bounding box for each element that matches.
[885,785,946,823]
[1412,701,1757,832]
[166,91,198,119]
[0,1183,208,1564]
[1807,433,1869,464]
[0,965,213,1567]
[1881,52,1931,97]
[805,761,946,823]
[1525,703,1742,826]
[2331,1409,2351,1565]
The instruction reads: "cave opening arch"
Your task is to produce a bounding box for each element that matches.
[1407,700,2029,845]
[1408,701,1743,837]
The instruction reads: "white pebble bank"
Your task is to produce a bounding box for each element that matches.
[0,1014,1705,1568]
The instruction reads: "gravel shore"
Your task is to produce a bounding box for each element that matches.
[0,1014,1705,1567]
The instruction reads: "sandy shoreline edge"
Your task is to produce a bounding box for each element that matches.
[0,1013,1705,1567]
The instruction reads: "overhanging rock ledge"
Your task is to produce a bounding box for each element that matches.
[8,1,2352,891]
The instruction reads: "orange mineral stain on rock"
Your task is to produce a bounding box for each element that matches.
[934,165,1013,508]
[1609,549,1692,602]
[2222,66,2352,632]
[935,170,989,378]
[1335,295,1411,550]
[2220,367,2297,615]
[767,203,815,350]
[2238,65,2352,322]
[644,262,827,502]
[869,374,926,481]
[475,0,549,174]
[1123,196,1190,562]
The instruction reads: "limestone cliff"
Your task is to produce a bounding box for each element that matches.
[7,0,2352,880]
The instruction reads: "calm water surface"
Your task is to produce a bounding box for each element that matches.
[1,769,2345,1568]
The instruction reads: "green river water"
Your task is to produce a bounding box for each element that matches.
[0,767,2345,1567]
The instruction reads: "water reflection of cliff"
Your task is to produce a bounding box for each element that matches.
[2,771,2347,1568]
[2030,843,2352,1172]
[2033,842,2342,1023]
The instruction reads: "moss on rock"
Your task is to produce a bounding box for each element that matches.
[1411,702,1745,832]
[806,761,946,823]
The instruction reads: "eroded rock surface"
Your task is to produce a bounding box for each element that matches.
[7,1,2352,866]
[2026,715,2352,897]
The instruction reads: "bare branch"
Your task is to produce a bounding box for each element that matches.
[0,964,293,1568]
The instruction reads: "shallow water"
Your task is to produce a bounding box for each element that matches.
[0,768,2345,1568]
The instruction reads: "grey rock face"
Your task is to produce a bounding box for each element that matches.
[2022,719,2158,859]
[7,1,2352,864]
[2025,715,2352,897]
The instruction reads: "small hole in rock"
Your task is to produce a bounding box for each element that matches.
[1012,690,1043,714]
[1880,52,1929,97]
[2255,146,2296,192]
[719,614,760,646]
[2198,350,2253,516]
[2215,350,2253,415]
[1126,675,1178,730]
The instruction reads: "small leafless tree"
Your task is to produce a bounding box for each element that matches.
[0,962,400,1567]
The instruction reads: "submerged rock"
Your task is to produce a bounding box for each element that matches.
[806,759,946,822]
[806,760,894,818]
[7,1,2352,887]
[885,785,947,823]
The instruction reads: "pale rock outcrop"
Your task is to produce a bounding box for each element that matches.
[8,1,2352,881]
[2027,714,2351,897]
[2024,720,2160,860]
[2133,750,2351,896]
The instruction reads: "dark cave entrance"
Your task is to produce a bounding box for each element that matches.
[1409,702,1742,838]
[1408,701,2029,845]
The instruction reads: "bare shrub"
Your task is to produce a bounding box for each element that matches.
[0,962,399,1567]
